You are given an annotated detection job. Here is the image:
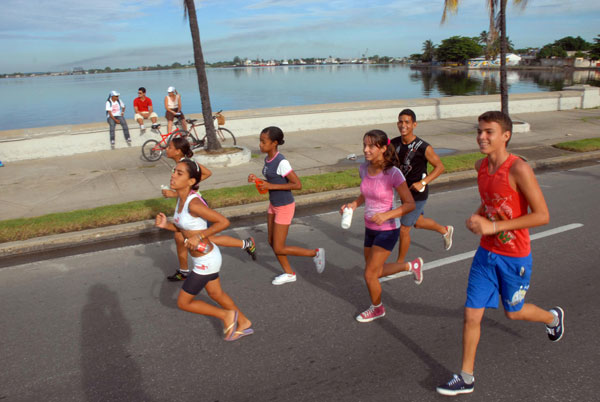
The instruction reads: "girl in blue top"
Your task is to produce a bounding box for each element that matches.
[248,126,325,285]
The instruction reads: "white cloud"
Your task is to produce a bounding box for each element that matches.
[0,0,162,35]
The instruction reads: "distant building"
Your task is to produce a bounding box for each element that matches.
[467,53,522,69]
[72,66,84,74]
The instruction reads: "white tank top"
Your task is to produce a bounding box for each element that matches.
[166,94,180,110]
[173,193,207,231]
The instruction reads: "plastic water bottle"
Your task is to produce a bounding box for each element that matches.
[185,238,208,252]
[418,173,426,193]
[341,207,353,229]
[254,179,269,194]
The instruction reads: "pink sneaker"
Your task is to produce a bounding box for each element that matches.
[409,257,424,285]
[356,304,386,323]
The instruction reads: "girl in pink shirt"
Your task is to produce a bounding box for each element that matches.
[341,129,424,323]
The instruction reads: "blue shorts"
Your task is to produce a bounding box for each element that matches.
[364,228,400,251]
[465,247,532,312]
[400,199,427,227]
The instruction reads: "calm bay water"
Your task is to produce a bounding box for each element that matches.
[1,65,598,130]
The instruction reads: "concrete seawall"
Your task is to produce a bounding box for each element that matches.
[1,85,598,162]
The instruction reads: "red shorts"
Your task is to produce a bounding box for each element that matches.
[268,202,295,225]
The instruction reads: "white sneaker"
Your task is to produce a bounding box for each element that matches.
[443,225,454,251]
[313,248,325,273]
[272,273,296,285]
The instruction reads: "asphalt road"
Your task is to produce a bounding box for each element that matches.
[1,164,599,402]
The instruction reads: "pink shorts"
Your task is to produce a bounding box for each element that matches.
[268,202,296,225]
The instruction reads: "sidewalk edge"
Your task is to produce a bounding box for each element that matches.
[1,151,599,259]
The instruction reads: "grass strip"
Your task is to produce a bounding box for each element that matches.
[553,137,600,152]
[0,151,511,243]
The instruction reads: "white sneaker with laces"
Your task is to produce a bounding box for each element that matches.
[443,226,454,251]
[313,248,325,273]
[272,273,296,285]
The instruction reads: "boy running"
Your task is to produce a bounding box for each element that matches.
[436,111,564,396]
[390,109,453,264]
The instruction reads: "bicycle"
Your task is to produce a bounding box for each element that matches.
[141,116,189,162]
[180,110,236,150]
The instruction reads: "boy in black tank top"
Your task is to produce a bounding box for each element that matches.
[390,109,454,264]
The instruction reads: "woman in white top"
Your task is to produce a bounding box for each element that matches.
[164,86,188,133]
[155,159,253,341]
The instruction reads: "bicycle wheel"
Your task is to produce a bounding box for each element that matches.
[182,131,204,150]
[217,128,237,147]
[142,139,162,161]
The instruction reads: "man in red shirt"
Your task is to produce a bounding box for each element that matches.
[133,87,158,133]
[436,111,564,396]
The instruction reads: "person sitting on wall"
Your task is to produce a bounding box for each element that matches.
[106,90,131,147]
[164,86,188,134]
[133,87,159,134]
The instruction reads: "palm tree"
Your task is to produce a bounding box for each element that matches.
[183,0,220,151]
[422,40,436,62]
[442,0,528,115]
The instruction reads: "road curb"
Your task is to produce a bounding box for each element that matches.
[1,151,599,259]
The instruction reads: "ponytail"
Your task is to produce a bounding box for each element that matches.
[171,136,193,158]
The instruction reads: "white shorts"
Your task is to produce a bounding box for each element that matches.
[191,245,222,275]
[134,112,158,121]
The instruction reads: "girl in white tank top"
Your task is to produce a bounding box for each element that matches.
[161,138,257,281]
[155,159,253,341]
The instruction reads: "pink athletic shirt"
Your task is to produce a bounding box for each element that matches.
[359,162,406,231]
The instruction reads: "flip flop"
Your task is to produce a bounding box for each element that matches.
[223,310,238,341]
[227,328,254,342]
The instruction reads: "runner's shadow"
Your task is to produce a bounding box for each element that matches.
[80,284,156,402]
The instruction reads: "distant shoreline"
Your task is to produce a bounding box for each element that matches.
[0,62,404,80]
[4,63,599,80]
[410,64,600,71]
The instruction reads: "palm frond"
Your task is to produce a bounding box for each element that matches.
[441,0,460,24]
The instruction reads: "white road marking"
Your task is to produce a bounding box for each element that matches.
[380,223,584,283]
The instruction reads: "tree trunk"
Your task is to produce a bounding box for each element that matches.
[499,0,509,116]
[184,0,221,151]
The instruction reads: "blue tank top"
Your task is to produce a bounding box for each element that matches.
[262,152,294,206]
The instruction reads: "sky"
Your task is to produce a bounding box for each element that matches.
[0,0,598,73]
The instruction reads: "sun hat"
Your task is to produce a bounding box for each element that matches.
[167,86,176,93]
[110,90,120,96]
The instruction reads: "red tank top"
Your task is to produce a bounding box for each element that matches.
[478,154,530,257]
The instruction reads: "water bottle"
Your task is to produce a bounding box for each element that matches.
[185,238,208,252]
[341,207,353,229]
[418,173,426,193]
[254,179,269,194]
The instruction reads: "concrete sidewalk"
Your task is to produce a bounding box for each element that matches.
[0,108,599,257]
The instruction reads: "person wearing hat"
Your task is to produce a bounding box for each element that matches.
[106,90,131,147]
[164,86,188,133]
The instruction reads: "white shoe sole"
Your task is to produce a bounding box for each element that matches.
[272,277,296,285]
[355,312,385,323]
[436,387,474,396]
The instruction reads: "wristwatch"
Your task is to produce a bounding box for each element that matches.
[421,180,427,187]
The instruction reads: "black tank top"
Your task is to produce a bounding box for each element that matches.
[391,136,430,201]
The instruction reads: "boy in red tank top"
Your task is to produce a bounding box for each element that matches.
[437,111,564,396]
